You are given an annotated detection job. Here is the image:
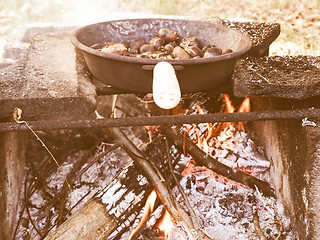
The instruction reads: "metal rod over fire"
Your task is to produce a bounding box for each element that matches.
[1,108,319,132]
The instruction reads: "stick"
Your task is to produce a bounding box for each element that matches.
[12,108,72,199]
[160,125,275,197]
[165,138,200,229]
[253,208,268,240]
[107,127,213,240]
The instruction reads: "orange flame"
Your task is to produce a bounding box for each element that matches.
[183,95,251,159]
[223,94,236,114]
[237,97,250,132]
[238,97,250,113]
[221,94,251,132]
[158,210,174,238]
[128,190,157,240]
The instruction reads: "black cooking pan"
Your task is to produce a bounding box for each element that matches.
[71,18,252,93]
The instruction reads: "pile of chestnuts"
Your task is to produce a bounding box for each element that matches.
[98,28,233,60]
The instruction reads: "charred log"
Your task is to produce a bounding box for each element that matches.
[44,127,201,239]
[44,199,117,240]
[44,157,154,239]
[160,125,275,197]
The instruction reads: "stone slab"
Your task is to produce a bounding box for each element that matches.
[0,31,96,119]
[233,56,320,99]
[3,23,78,61]
[223,20,280,56]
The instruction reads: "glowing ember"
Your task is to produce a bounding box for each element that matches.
[131,94,254,239]
[188,95,250,151]
[181,160,196,176]
[217,124,236,142]
[157,210,174,238]
[128,190,157,240]
[183,94,254,173]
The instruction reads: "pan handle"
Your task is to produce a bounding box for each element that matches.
[152,62,181,109]
[142,64,184,71]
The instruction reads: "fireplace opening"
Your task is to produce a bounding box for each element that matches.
[10,92,301,240]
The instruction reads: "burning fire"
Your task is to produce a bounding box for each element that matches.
[129,94,251,239]
[157,210,174,238]
[223,94,236,113]
[182,94,251,175]
[128,190,174,239]
[222,94,250,132]
[187,94,250,150]
[128,190,157,240]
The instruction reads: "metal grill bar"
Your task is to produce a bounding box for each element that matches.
[0,108,319,132]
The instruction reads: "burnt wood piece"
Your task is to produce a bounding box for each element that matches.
[44,157,154,239]
[233,56,320,99]
[160,125,275,197]
[44,129,192,239]
[1,108,320,132]
[44,199,118,240]
[223,20,281,57]
[0,132,27,240]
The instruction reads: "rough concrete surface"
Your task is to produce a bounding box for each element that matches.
[3,23,78,61]
[252,97,320,239]
[233,56,320,99]
[0,132,26,240]
[305,119,320,238]
[0,31,96,119]
[223,20,280,56]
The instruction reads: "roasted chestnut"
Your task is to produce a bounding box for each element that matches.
[157,28,179,43]
[163,42,177,54]
[129,39,146,49]
[185,45,203,58]
[129,45,140,54]
[172,46,191,60]
[150,37,165,50]
[202,44,216,53]
[157,28,169,38]
[154,51,169,59]
[140,44,155,54]
[180,36,200,49]
[103,42,117,48]
[98,28,227,60]
[139,52,153,59]
[101,43,128,55]
[222,48,233,55]
[203,46,222,58]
